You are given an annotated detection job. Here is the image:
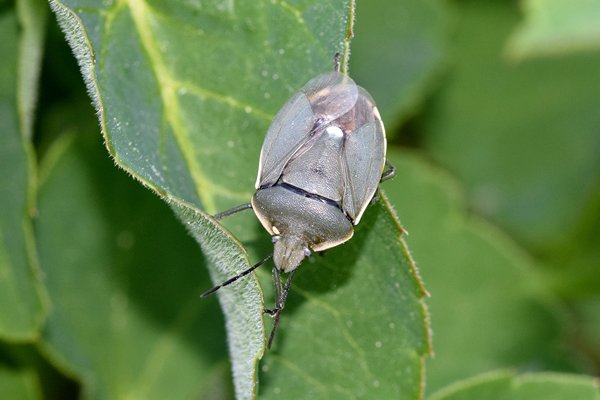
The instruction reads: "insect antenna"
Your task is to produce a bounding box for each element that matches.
[213,203,253,221]
[267,267,297,349]
[200,254,273,297]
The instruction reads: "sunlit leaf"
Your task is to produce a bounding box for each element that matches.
[16,0,48,138]
[0,366,41,400]
[429,370,600,400]
[507,0,600,59]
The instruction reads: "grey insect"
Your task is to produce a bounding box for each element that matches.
[202,60,394,349]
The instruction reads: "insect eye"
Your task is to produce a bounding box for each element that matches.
[303,247,311,257]
[272,235,281,243]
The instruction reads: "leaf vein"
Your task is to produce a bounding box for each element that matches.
[173,80,273,122]
[126,0,217,212]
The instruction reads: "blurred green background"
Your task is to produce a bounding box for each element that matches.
[1,0,599,399]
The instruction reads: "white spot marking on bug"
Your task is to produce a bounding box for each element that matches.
[273,387,281,394]
[388,322,396,329]
[346,319,353,328]
[264,92,271,99]
[375,340,383,348]
[178,87,188,95]
[278,48,285,55]
[262,363,269,372]
[261,69,269,77]
[395,282,401,288]
[244,105,253,113]
[272,73,279,80]
[373,380,380,388]
[227,140,235,148]
[326,125,344,139]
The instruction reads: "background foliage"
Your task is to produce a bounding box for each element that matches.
[0,0,599,399]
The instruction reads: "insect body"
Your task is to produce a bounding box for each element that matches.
[253,71,386,272]
[202,68,390,348]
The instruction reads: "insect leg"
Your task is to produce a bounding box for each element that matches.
[369,160,397,205]
[267,268,297,349]
[200,254,272,297]
[213,203,253,221]
[264,266,282,316]
[333,52,341,73]
[380,159,396,183]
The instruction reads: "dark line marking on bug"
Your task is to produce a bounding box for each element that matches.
[278,182,353,224]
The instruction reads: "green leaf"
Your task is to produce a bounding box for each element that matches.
[258,197,430,399]
[0,366,42,400]
[385,151,573,393]
[571,298,600,366]
[48,1,354,396]
[507,0,600,59]
[16,0,49,139]
[37,133,233,399]
[49,0,430,398]
[167,203,264,400]
[50,0,353,213]
[428,370,600,400]
[421,1,600,275]
[0,343,79,399]
[0,7,47,340]
[350,0,449,127]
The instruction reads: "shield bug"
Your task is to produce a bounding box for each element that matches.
[201,59,394,348]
